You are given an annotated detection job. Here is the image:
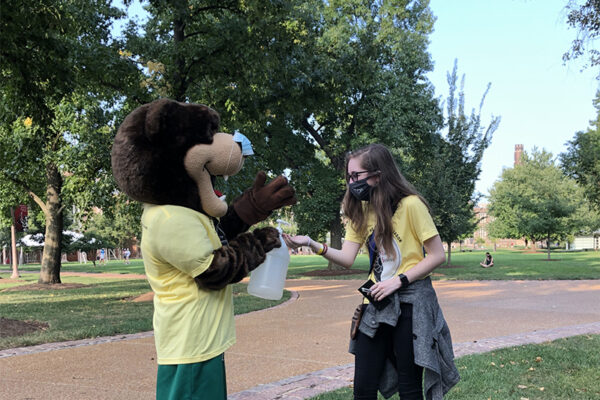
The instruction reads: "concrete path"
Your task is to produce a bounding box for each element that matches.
[1,279,599,400]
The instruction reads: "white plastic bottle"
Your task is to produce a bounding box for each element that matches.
[247,219,291,300]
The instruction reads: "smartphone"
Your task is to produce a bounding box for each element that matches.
[357,280,390,310]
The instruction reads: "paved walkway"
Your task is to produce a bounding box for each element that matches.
[1,279,600,399]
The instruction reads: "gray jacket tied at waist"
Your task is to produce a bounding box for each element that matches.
[349,277,460,399]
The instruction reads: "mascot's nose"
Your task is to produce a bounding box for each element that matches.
[232,131,254,156]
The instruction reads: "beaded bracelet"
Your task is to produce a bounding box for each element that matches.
[321,243,328,256]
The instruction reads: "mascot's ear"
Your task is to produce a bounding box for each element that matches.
[144,99,220,144]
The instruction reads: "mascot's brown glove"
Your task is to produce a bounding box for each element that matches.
[195,227,281,290]
[233,171,297,226]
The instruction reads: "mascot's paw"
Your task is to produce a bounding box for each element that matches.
[233,171,297,225]
[194,227,280,290]
[253,227,281,254]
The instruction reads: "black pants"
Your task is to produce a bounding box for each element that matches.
[353,303,424,400]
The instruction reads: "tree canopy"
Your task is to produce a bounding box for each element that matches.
[563,0,600,75]
[488,149,591,259]
[0,0,142,283]
[561,90,600,210]
[1,0,500,276]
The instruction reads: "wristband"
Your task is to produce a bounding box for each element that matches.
[398,274,409,288]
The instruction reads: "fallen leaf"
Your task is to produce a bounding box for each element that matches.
[518,384,528,389]
[535,356,542,362]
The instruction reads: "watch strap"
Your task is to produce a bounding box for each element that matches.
[398,273,409,288]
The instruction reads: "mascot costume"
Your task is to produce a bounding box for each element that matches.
[111,98,296,399]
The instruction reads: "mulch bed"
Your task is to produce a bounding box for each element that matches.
[0,317,49,337]
[123,292,154,302]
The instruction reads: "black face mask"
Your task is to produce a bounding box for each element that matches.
[349,177,372,201]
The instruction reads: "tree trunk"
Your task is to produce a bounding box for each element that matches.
[39,164,64,284]
[446,241,452,266]
[10,214,20,279]
[172,11,188,101]
[327,213,346,270]
[547,234,551,260]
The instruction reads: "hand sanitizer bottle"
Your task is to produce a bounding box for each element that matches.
[247,219,291,300]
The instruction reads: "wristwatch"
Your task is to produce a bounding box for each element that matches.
[398,273,410,288]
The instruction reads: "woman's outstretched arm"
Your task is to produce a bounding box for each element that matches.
[282,234,362,269]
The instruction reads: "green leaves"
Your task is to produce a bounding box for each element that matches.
[424,61,499,254]
[489,148,597,253]
[560,91,600,211]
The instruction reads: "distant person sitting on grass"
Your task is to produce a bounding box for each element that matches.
[480,252,494,268]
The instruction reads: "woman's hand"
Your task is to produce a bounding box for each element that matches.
[370,278,401,301]
[282,233,311,250]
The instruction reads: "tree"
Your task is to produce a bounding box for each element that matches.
[83,197,143,254]
[561,91,600,209]
[122,0,443,270]
[488,149,587,260]
[425,61,499,265]
[0,1,143,283]
[280,0,443,268]
[563,0,600,75]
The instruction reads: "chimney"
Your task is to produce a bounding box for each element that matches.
[514,144,524,166]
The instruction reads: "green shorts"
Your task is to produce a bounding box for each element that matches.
[156,354,227,400]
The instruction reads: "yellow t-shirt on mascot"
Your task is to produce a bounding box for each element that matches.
[345,195,439,281]
[141,204,235,365]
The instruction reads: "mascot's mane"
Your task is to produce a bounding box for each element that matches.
[111,98,220,212]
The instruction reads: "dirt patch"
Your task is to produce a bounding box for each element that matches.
[124,291,154,302]
[0,317,49,337]
[1,283,90,292]
[301,269,366,277]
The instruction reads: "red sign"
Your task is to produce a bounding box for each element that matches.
[14,205,28,232]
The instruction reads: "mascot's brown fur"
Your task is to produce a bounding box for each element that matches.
[111,98,296,288]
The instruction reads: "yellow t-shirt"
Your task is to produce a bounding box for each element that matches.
[345,195,439,281]
[141,204,236,365]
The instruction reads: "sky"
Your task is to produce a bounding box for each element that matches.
[425,0,599,198]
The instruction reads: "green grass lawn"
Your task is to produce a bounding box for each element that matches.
[0,249,597,351]
[287,249,600,280]
[309,334,600,400]
[0,272,290,350]
[5,249,599,280]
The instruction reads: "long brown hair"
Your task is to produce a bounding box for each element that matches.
[342,144,430,259]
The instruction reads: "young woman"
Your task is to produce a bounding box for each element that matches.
[283,144,459,400]
[480,252,494,268]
